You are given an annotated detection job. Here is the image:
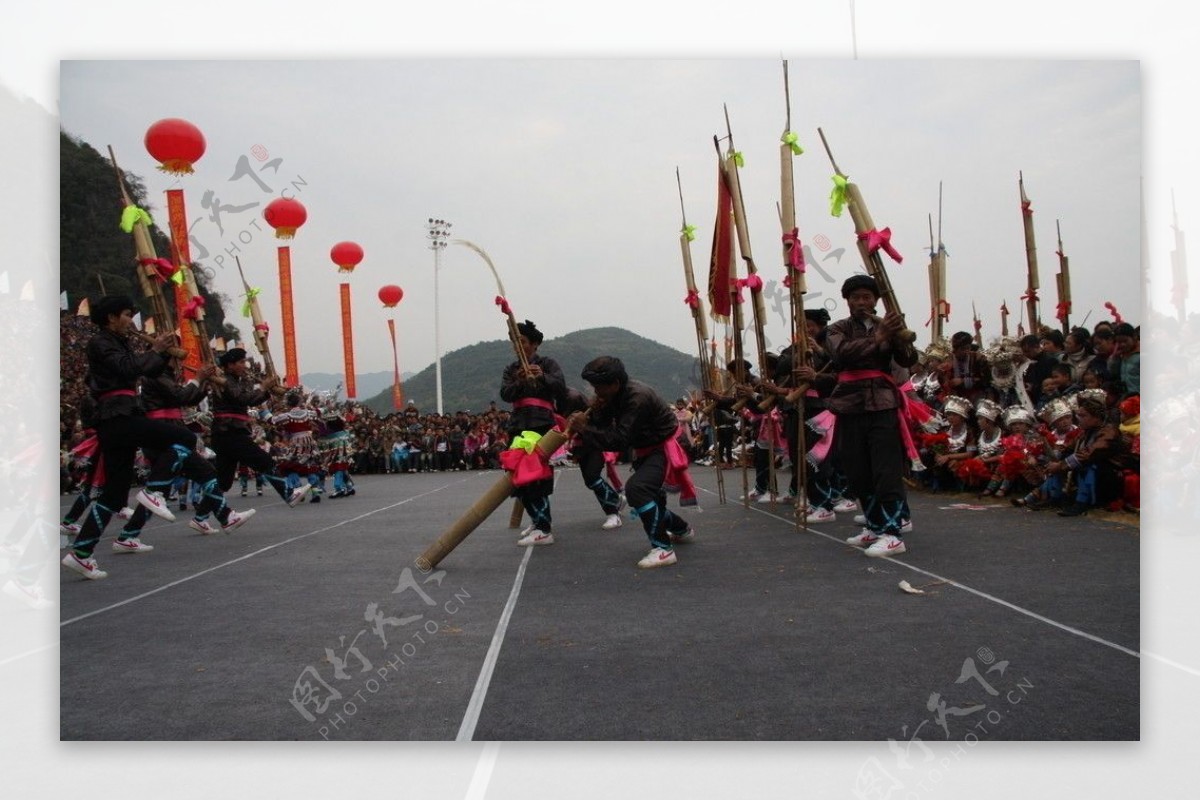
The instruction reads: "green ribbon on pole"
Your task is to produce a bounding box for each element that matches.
[241,287,261,317]
[170,266,186,286]
[829,174,849,218]
[731,151,745,168]
[782,131,803,155]
[119,205,153,233]
[681,224,696,242]
[509,430,543,453]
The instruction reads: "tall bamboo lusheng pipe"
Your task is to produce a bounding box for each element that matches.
[677,167,726,504]
[1019,172,1041,333]
[107,146,177,341]
[235,257,286,397]
[1055,219,1071,335]
[451,239,534,377]
[817,129,917,351]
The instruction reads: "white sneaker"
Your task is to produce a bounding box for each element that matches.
[637,547,677,568]
[833,498,858,513]
[777,491,797,503]
[188,517,220,535]
[757,492,780,504]
[517,530,555,547]
[802,507,837,523]
[287,484,313,507]
[116,507,135,520]
[517,523,536,541]
[669,528,696,544]
[60,522,81,535]
[864,534,907,558]
[4,580,53,609]
[112,537,154,554]
[740,489,764,502]
[135,489,176,522]
[854,513,867,525]
[846,529,880,547]
[62,552,107,580]
[601,513,623,530]
[221,508,256,533]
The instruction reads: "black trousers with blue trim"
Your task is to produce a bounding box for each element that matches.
[832,408,909,537]
[625,449,690,550]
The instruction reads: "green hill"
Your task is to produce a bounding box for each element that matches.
[361,327,700,415]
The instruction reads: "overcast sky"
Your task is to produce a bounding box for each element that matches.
[58,58,1140,380]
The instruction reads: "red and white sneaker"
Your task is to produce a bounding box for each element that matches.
[60,522,81,536]
[116,507,135,520]
[222,509,256,533]
[112,537,155,554]
[637,547,677,568]
[864,534,907,558]
[802,507,837,524]
[135,489,176,522]
[846,529,880,548]
[188,517,220,535]
[517,530,555,546]
[287,484,313,507]
[61,552,108,580]
[833,498,858,513]
[601,513,623,530]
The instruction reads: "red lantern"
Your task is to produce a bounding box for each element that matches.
[144,118,206,175]
[331,241,365,274]
[263,198,308,239]
[378,285,404,308]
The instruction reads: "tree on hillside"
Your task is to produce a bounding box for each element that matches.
[59,130,240,341]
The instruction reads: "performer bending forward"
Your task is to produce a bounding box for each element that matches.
[209,348,312,507]
[500,321,567,546]
[826,275,919,557]
[566,357,694,569]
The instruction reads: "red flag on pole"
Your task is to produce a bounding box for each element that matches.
[707,164,735,323]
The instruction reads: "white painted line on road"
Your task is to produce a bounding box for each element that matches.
[457,546,532,743]
[60,477,475,628]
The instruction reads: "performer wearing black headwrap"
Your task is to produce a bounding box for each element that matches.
[826,275,919,557]
[566,356,694,569]
[500,320,567,546]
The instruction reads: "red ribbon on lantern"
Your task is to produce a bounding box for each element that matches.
[857,227,903,263]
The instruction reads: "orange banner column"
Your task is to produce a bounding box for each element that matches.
[340,282,357,400]
[166,189,202,377]
[387,317,404,410]
[278,245,299,387]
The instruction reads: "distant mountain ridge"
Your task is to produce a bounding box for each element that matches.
[360,327,701,415]
[300,370,414,399]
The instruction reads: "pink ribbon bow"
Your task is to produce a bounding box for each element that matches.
[1021,200,1033,217]
[733,274,763,303]
[254,322,270,338]
[1020,289,1039,303]
[139,257,177,283]
[782,228,806,271]
[1055,300,1071,322]
[683,289,700,309]
[181,295,206,320]
[495,296,512,316]
[858,227,903,264]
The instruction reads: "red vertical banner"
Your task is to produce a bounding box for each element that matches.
[387,318,404,410]
[166,189,203,377]
[340,282,357,400]
[278,246,299,387]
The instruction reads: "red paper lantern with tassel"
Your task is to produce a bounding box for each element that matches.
[378,285,404,308]
[330,241,365,273]
[144,118,206,175]
[263,198,308,239]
